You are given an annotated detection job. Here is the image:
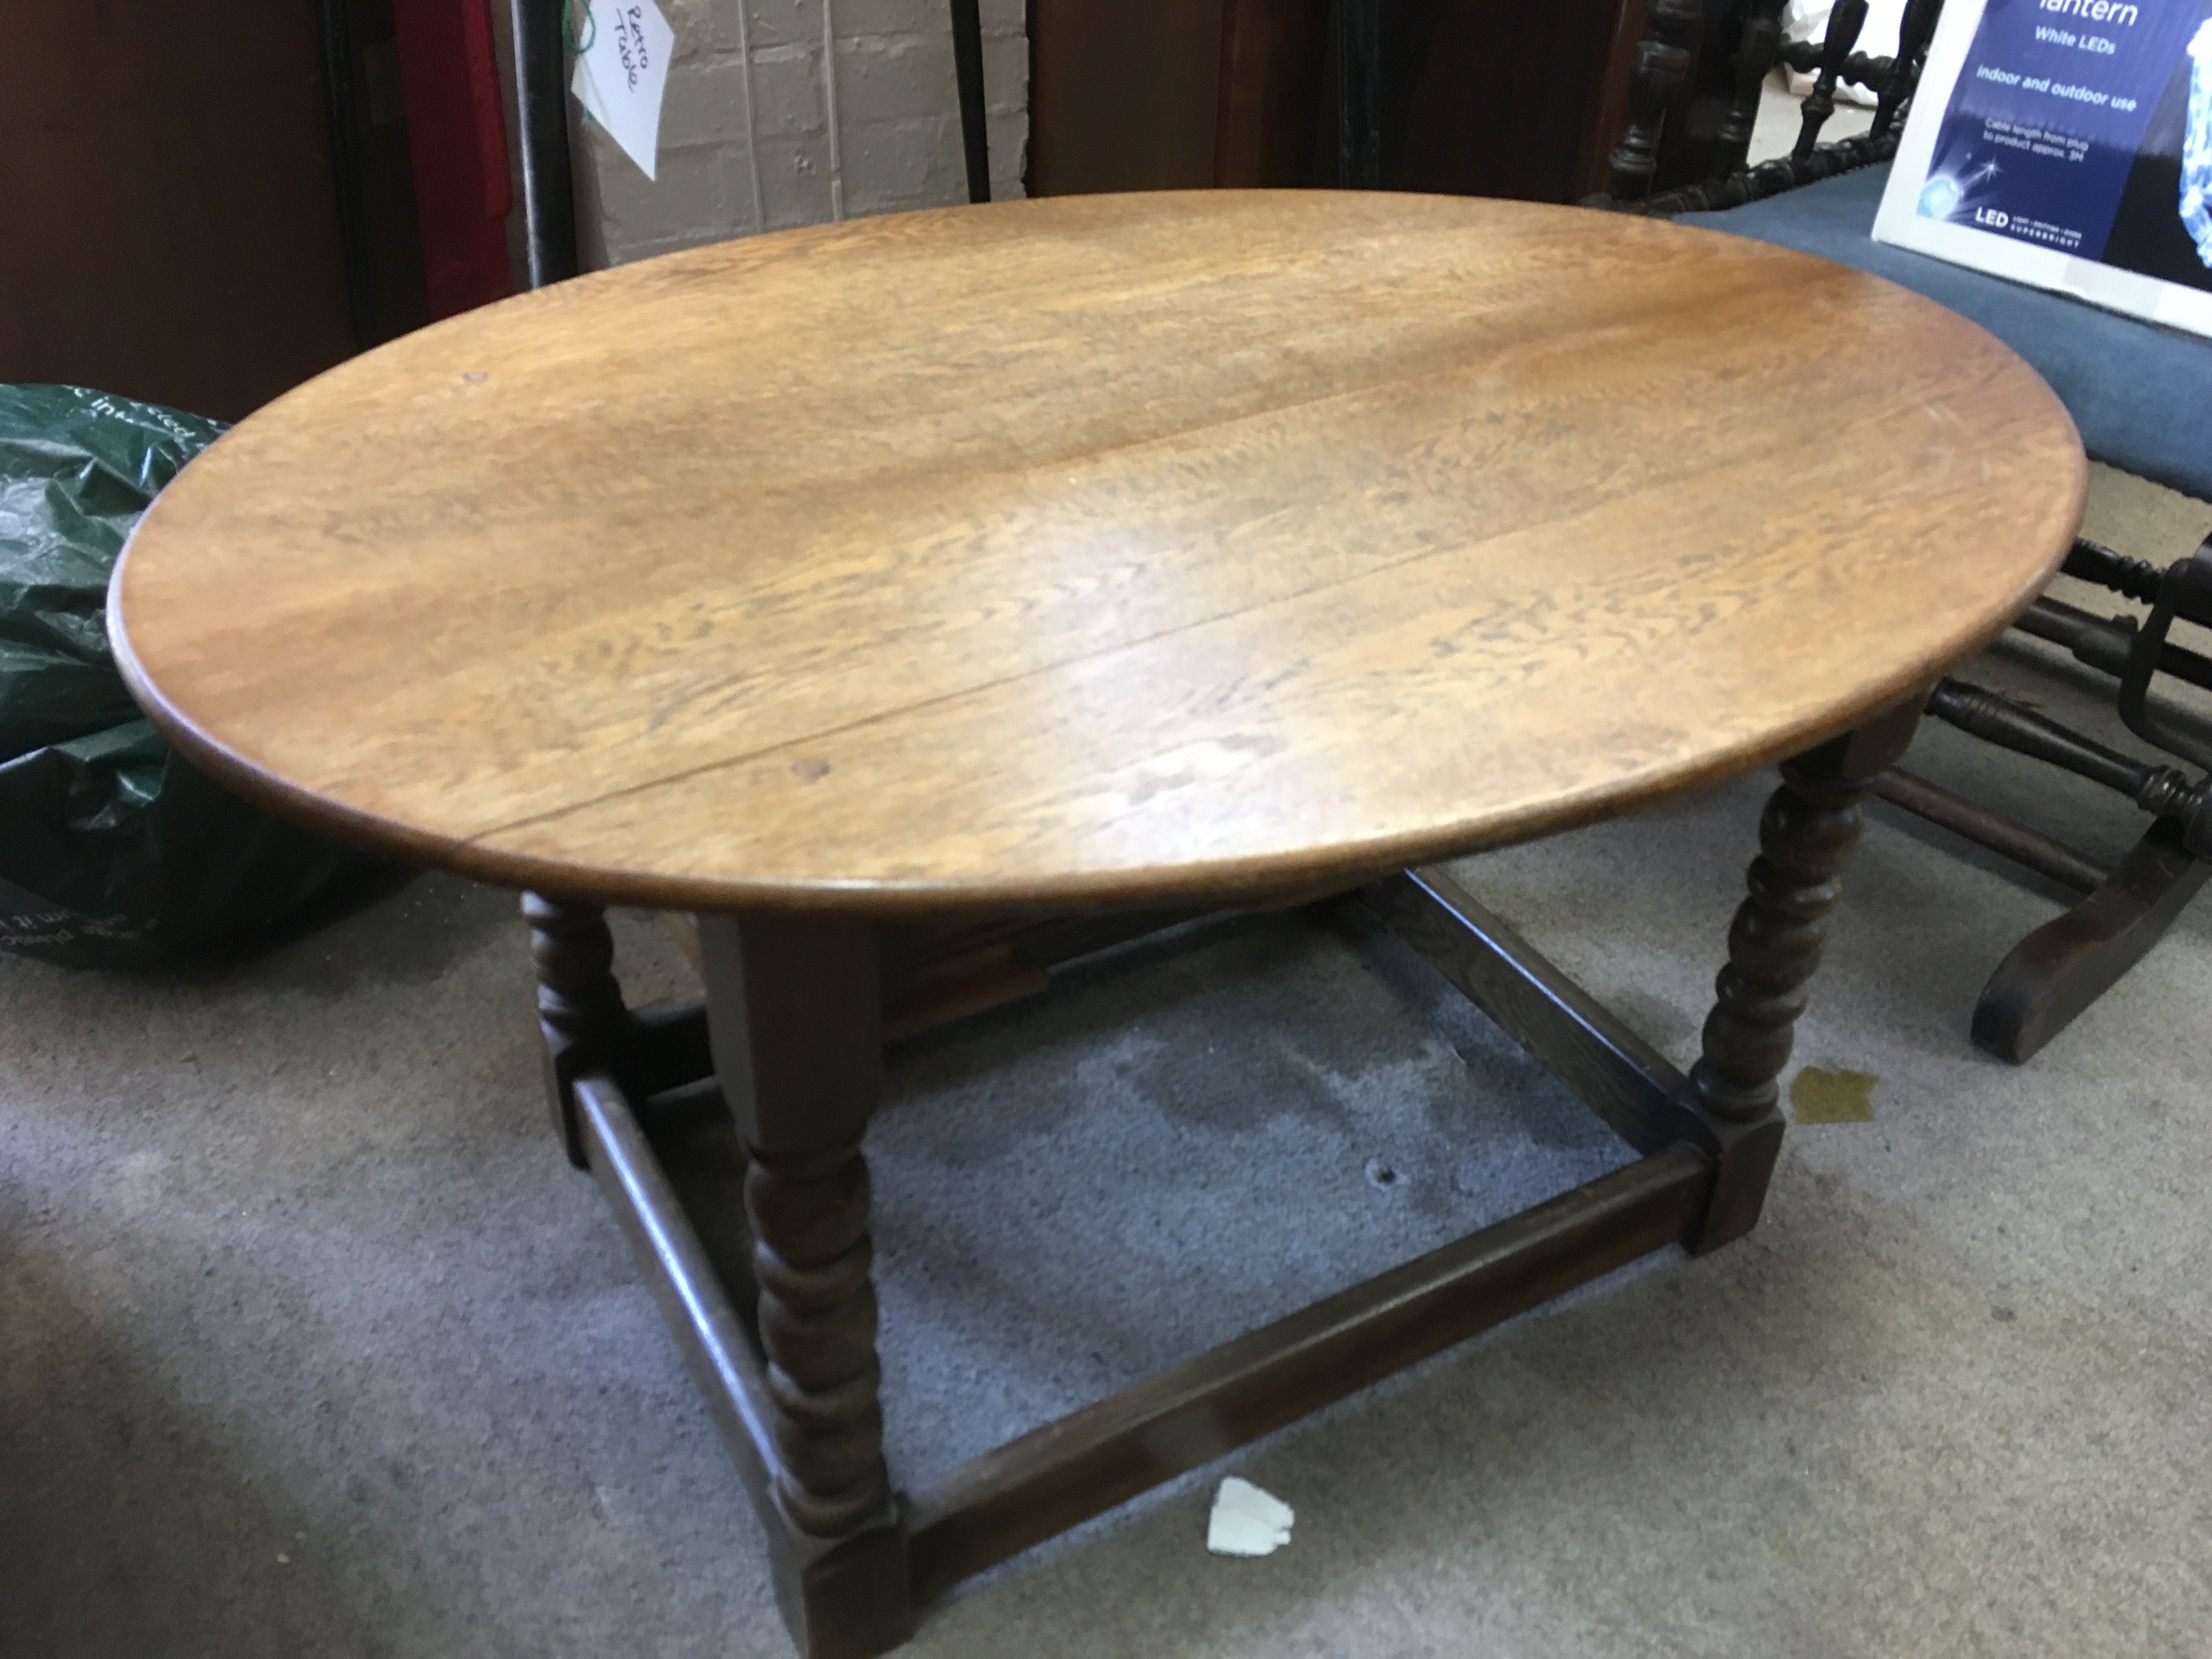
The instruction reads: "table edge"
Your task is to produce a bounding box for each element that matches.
[107,471,2084,918]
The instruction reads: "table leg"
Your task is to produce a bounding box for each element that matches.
[695,911,914,1659]
[540,699,1931,1647]
[523,893,627,1169]
[1688,696,1925,1250]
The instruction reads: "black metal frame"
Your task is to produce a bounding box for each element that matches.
[512,0,580,285]
[1330,0,1386,190]
[949,0,992,203]
[317,0,381,349]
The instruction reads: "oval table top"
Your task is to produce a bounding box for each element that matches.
[112,190,2085,915]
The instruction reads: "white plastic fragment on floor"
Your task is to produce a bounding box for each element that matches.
[1206,1476,1294,1557]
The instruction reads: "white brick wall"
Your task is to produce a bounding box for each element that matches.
[569,0,1028,269]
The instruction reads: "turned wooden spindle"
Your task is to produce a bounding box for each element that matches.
[1794,0,1870,159]
[1606,0,1702,204]
[1691,755,1870,1123]
[2064,537,2168,606]
[745,1139,893,1537]
[1927,679,2212,849]
[1715,0,1788,178]
[695,909,901,1561]
[1928,680,2163,796]
[523,891,626,1165]
[524,891,624,1036]
[1871,0,1944,138]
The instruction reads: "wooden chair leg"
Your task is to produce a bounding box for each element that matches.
[1688,697,1924,1249]
[1972,816,2211,1063]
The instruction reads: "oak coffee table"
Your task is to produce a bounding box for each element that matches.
[112,190,2083,1657]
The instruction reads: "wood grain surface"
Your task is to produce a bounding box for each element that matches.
[110,189,2085,914]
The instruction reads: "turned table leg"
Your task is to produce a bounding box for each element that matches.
[1687,697,1925,1251]
[523,892,627,1169]
[696,911,912,1659]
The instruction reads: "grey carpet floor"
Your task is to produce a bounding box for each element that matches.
[4,468,2209,1658]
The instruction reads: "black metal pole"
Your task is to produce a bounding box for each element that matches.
[512,0,579,286]
[1333,0,1383,189]
[949,0,991,203]
[317,0,380,346]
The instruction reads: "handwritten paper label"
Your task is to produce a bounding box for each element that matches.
[571,0,674,180]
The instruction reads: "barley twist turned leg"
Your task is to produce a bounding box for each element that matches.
[746,1140,892,1536]
[523,892,626,1167]
[696,910,912,1658]
[1684,698,1925,1250]
[1690,757,1868,1124]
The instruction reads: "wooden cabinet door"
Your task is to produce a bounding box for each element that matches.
[1,1,356,420]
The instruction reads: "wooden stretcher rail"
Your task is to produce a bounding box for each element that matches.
[901,1143,1711,1601]
[1363,867,1711,1157]
[578,1054,1711,1614]
[576,1073,786,1542]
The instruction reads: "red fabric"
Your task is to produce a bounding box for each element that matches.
[391,0,515,320]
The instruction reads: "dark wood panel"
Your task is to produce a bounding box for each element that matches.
[0,1,357,418]
[325,0,435,348]
[1031,0,1227,193]
[1974,817,2212,1062]
[1400,0,1638,201]
[1035,0,1692,205]
[1215,0,1327,186]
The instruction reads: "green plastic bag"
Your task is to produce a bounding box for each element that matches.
[0,384,401,967]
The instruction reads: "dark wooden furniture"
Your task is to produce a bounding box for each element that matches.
[2,1,362,419]
[320,0,439,347]
[1030,0,1238,192]
[3,0,510,419]
[110,191,2080,1657]
[1393,0,1648,201]
[1590,0,2212,1061]
[1902,544,2212,1060]
[1216,0,1329,186]
[1030,0,1648,201]
[1589,0,1945,215]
